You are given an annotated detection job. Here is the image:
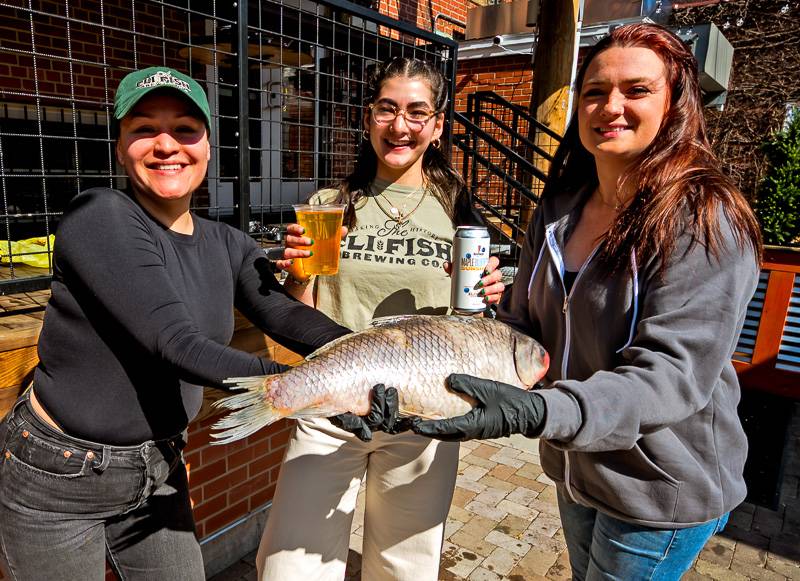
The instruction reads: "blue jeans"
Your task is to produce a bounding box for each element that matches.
[0,392,204,581]
[558,492,729,580]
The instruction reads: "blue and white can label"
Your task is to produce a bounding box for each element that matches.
[450,226,491,314]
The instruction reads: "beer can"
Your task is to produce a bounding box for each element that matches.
[450,226,491,314]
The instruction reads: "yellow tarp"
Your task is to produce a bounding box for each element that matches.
[0,235,55,268]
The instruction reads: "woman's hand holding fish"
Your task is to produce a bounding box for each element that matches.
[412,374,546,442]
[330,384,412,441]
[274,223,348,282]
[444,255,505,305]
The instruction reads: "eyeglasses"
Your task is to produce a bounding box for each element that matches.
[368,103,439,130]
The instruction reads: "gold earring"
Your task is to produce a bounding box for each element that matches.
[431,138,441,149]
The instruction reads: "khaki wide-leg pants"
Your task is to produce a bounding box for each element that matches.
[257,417,459,581]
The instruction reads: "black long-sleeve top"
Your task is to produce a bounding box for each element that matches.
[34,188,350,445]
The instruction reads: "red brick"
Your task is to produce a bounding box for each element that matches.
[192,490,229,523]
[249,483,277,509]
[269,427,292,451]
[188,427,212,448]
[201,438,244,464]
[203,466,248,500]
[228,444,257,467]
[205,499,249,535]
[245,429,271,448]
[190,458,227,485]
[248,449,283,478]
[229,473,269,501]
[83,86,105,99]
[183,450,201,470]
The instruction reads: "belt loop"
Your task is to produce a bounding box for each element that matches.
[93,445,112,473]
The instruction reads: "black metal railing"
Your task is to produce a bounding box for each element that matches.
[0,0,457,296]
[452,90,561,261]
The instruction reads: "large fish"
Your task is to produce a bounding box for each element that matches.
[211,315,549,444]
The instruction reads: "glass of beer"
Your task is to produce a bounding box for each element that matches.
[291,203,346,276]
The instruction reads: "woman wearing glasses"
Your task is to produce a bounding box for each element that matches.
[257,58,505,580]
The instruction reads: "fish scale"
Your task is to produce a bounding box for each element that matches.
[211,315,549,445]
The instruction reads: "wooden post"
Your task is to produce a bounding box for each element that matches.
[522,0,581,230]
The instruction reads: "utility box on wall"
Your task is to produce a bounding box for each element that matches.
[466,0,537,40]
[681,22,733,107]
[583,0,671,25]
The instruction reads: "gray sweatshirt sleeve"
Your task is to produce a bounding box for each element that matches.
[537,219,759,452]
[496,207,543,335]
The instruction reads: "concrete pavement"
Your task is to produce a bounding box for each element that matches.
[210,401,800,581]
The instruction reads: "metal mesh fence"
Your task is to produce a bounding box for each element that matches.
[0,0,456,294]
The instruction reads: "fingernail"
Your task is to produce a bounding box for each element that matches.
[288,259,293,265]
[478,289,485,296]
[299,227,305,234]
[308,238,314,246]
[482,269,490,276]
[475,280,483,289]
[308,251,314,257]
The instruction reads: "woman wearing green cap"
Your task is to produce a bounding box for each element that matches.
[0,67,352,580]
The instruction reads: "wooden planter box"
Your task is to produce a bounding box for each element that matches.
[733,246,800,399]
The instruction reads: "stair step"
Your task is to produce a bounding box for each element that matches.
[484,215,515,238]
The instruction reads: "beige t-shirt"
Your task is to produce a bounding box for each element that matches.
[311,180,455,331]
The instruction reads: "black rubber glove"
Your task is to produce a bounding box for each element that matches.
[411,374,546,442]
[330,384,412,441]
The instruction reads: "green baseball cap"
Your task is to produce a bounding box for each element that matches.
[114,66,211,126]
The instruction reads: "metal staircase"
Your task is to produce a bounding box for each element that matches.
[452,91,562,264]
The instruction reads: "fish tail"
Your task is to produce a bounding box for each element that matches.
[211,375,284,445]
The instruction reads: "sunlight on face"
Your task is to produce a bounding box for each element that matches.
[365,76,444,184]
[578,46,670,172]
[117,92,210,208]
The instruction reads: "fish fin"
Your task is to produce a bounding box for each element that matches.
[399,407,441,420]
[304,333,353,362]
[371,314,483,328]
[288,402,341,419]
[211,375,285,445]
[369,314,426,327]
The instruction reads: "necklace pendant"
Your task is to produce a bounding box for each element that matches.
[389,206,400,217]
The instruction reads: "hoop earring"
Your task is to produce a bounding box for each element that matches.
[431,138,441,149]
[362,130,370,141]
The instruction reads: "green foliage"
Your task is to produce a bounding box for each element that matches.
[755,112,800,246]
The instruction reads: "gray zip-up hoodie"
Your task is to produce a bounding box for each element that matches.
[498,189,759,528]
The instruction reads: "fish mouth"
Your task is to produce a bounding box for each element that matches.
[513,335,550,387]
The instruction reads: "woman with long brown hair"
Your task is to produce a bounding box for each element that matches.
[413,23,762,579]
[256,57,504,581]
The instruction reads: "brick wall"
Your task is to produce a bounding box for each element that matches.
[0,0,187,104]
[455,55,534,111]
[186,415,293,541]
[375,0,468,38]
